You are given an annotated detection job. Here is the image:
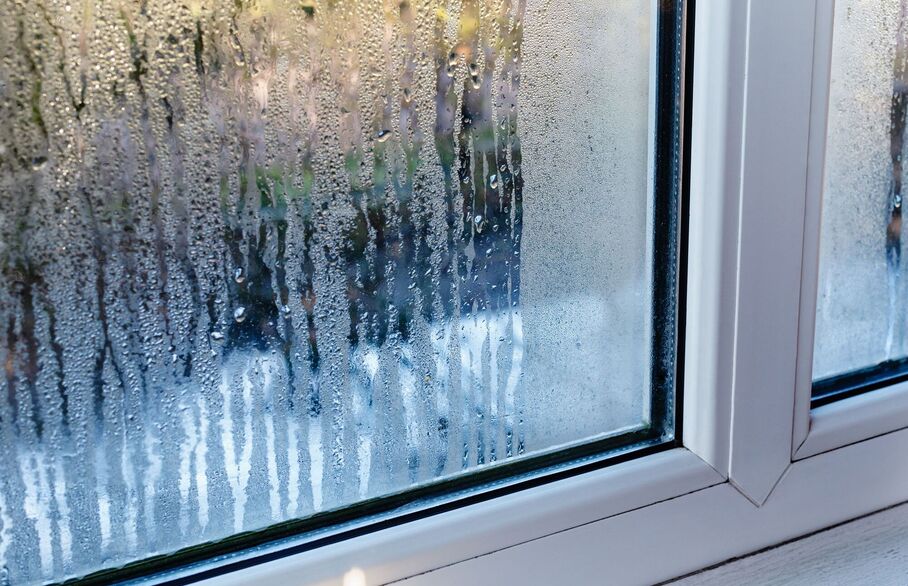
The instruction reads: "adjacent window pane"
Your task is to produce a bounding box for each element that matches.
[815,0,908,385]
[0,0,678,582]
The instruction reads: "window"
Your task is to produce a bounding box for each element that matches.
[2,2,908,585]
[813,0,908,405]
[0,0,684,583]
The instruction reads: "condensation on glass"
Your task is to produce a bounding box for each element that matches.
[0,0,658,582]
[815,0,908,380]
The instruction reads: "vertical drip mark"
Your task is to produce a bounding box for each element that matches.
[14,278,45,440]
[177,399,199,537]
[351,347,378,498]
[391,0,426,483]
[196,398,210,533]
[35,278,67,433]
[457,0,484,468]
[121,8,174,356]
[50,459,72,572]
[218,356,255,533]
[120,9,174,550]
[298,4,323,514]
[0,486,11,579]
[19,451,51,576]
[432,0,461,476]
[286,419,300,518]
[505,0,527,456]
[161,90,203,379]
[430,322,452,474]
[308,395,324,512]
[332,2,379,500]
[120,426,139,554]
[887,2,908,358]
[261,355,282,523]
[141,428,163,549]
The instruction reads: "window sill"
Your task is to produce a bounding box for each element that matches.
[795,381,908,459]
[186,449,720,586]
[394,425,908,585]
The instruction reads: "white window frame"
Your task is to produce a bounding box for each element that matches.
[174,2,908,584]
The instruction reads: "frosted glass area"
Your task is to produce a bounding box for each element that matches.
[0,0,657,582]
[815,0,908,380]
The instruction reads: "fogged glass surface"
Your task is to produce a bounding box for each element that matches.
[0,0,656,581]
[816,0,908,380]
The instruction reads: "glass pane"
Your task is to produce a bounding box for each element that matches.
[0,0,676,582]
[815,0,908,384]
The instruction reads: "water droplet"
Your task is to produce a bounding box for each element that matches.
[474,214,483,225]
[376,129,392,143]
[489,174,498,189]
[468,62,479,76]
[282,305,291,316]
[234,306,247,323]
[448,51,458,67]
[31,156,47,171]
[402,87,412,103]
[471,75,481,90]
[445,65,455,78]
[211,331,224,342]
[234,267,245,283]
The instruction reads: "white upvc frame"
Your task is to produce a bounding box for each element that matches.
[188,1,908,584]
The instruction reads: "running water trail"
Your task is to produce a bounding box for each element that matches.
[887,1,908,359]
